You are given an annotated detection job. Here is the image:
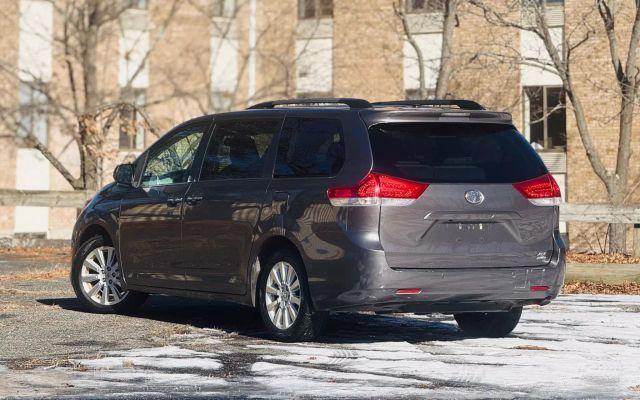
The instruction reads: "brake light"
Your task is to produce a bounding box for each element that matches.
[512,173,561,206]
[327,172,428,207]
[396,288,422,295]
[530,285,550,292]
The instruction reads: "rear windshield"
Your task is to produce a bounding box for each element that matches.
[368,123,546,183]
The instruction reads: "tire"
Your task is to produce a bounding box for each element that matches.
[257,249,327,341]
[71,234,147,314]
[454,307,523,338]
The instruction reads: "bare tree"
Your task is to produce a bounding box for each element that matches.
[177,0,329,115]
[469,0,640,253]
[394,0,459,100]
[435,0,459,99]
[0,0,181,191]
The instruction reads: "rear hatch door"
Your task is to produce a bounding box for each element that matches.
[370,122,557,269]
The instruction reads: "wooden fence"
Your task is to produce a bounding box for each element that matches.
[0,189,93,208]
[0,189,639,253]
[0,189,639,223]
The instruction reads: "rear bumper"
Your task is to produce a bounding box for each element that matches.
[308,231,566,313]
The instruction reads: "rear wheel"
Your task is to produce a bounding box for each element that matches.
[454,307,522,337]
[71,235,147,313]
[258,249,327,341]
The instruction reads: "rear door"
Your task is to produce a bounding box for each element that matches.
[181,117,282,294]
[369,122,558,269]
[267,114,350,262]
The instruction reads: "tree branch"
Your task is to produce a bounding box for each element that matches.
[21,134,83,190]
[435,0,458,99]
[394,0,427,99]
[597,0,625,86]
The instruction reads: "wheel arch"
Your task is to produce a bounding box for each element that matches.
[76,224,113,251]
[250,235,308,308]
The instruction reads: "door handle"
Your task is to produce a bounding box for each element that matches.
[166,197,183,207]
[185,195,204,205]
[272,191,289,214]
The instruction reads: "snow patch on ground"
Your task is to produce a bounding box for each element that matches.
[79,356,222,371]
[70,369,227,388]
[251,295,640,399]
[62,346,227,393]
[76,345,222,371]
[105,345,214,358]
[4,295,640,398]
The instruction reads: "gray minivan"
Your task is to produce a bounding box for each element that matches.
[70,98,566,341]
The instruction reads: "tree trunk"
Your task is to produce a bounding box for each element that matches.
[396,0,428,99]
[435,0,457,99]
[79,1,103,191]
[78,114,102,190]
[609,181,628,253]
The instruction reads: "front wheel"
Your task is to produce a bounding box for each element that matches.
[454,307,522,337]
[71,235,147,313]
[257,249,327,341]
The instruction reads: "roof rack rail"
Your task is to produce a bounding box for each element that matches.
[247,98,372,110]
[371,99,485,110]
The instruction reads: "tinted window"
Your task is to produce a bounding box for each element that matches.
[141,127,204,187]
[200,119,281,180]
[275,117,345,177]
[368,123,546,183]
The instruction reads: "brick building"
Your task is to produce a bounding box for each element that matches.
[0,0,638,251]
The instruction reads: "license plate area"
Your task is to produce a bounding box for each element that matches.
[448,222,492,232]
[440,221,494,243]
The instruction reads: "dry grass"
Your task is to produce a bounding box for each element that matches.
[0,287,68,297]
[0,246,70,263]
[0,266,68,283]
[566,252,640,264]
[563,281,640,295]
[146,325,193,343]
[7,357,73,370]
[0,302,33,312]
[512,345,552,351]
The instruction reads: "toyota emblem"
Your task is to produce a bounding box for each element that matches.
[464,190,485,205]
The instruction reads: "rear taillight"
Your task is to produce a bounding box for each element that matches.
[512,173,561,206]
[327,172,428,207]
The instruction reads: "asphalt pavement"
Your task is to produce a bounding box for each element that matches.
[1,254,639,399]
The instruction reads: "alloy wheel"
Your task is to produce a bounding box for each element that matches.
[265,261,301,330]
[80,246,128,306]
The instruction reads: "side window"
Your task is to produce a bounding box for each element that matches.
[140,127,205,187]
[275,117,345,178]
[200,119,281,180]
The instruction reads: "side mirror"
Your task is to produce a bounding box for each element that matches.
[113,163,134,186]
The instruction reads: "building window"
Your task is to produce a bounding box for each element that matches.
[211,0,235,18]
[523,86,566,151]
[405,88,435,100]
[406,0,445,13]
[211,91,234,112]
[125,0,148,10]
[296,91,333,99]
[298,0,333,19]
[18,82,48,145]
[119,89,146,150]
